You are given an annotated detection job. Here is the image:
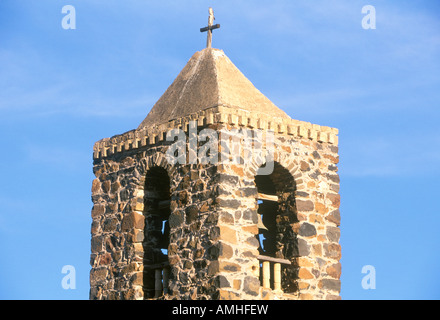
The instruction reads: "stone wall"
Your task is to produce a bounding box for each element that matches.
[206,124,341,300]
[90,107,341,300]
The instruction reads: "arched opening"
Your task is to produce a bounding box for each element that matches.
[142,166,171,299]
[255,162,299,293]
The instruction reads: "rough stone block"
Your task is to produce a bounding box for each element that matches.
[219,225,237,244]
[121,211,145,231]
[299,223,317,237]
[298,268,314,280]
[296,200,314,212]
[243,276,260,296]
[326,209,341,226]
[319,279,341,292]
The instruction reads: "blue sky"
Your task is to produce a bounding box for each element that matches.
[1,0,439,300]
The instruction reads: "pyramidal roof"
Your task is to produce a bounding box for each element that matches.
[138,48,291,129]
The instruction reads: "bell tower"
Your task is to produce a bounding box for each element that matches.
[90,10,341,301]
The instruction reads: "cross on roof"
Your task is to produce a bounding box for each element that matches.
[200,7,220,48]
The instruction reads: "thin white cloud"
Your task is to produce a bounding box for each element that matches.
[0,43,163,118]
[341,133,440,177]
[23,143,89,171]
[275,88,369,116]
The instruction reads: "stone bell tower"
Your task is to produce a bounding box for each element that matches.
[90,10,341,301]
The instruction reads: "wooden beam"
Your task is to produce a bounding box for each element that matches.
[154,269,163,298]
[258,255,291,265]
[163,268,170,295]
[262,261,270,289]
[273,263,281,292]
[144,261,170,269]
[258,193,278,202]
[158,200,171,209]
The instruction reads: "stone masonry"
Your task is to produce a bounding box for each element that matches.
[90,48,341,300]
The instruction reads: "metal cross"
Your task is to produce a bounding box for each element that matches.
[200,7,220,48]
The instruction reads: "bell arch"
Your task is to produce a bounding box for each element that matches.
[254,161,299,294]
[142,166,171,299]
